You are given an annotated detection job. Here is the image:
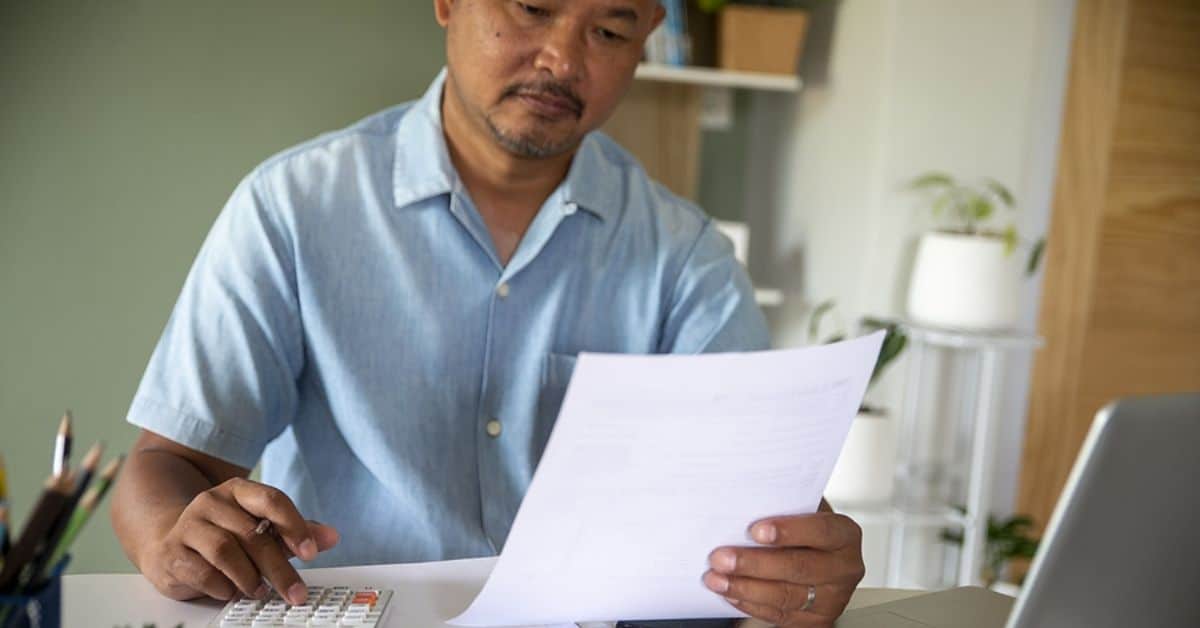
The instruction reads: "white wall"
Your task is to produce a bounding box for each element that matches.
[742,0,1075,586]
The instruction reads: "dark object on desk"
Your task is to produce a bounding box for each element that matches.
[0,556,68,628]
[616,620,739,628]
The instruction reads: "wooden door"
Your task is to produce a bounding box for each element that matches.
[1018,0,1200,531]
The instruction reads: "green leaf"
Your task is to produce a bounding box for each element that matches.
[870,327,907,387]
[909,172,955,190]
[861,316,889,331]
[931,191,952,218]
[807,299,838,344]
[1008,515,1034,528]
[969,194,994,223]
[1003,224,1018,255]
[984,178,1016,208]
[940,530,963,545]
[1026,238,1046,276]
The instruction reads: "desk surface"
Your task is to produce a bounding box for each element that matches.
[65,557,924,627]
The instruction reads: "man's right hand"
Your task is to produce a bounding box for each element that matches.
[141,477,339,605]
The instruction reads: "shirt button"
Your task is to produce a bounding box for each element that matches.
[485,419,502,438]
[564,202,578,216]
[496,282,510,298]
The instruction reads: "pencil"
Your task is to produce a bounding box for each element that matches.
[26,443,105,584]
[0,473,72,592]
[69,442,104,505]
[0,453,7,559]
[44,455,124,571]
[52,411,73,478]
[0,504,10,558]
[0,451,8,505]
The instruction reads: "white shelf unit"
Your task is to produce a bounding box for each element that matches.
[635,63,802,93]
[854,320,1042,588]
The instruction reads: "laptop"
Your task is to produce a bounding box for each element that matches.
[837,392,1200,627]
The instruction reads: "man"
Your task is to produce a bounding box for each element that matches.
[111,1,866,626]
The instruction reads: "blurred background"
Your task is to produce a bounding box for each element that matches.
[1,0,1196,596]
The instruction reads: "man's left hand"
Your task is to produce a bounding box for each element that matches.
[703,510,866,627]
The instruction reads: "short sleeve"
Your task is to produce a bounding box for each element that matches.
[657,220,772,354]
[126,171,304,468]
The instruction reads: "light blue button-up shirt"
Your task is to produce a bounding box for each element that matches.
[128,70,769,567]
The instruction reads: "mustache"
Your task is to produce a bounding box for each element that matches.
[501,81,585,116]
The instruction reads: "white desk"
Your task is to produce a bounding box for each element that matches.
[64,557,924,627]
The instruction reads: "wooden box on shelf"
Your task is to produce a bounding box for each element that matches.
[718,5,809,75]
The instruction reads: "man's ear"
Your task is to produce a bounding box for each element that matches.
[648,3,667,33]
[433,0,454,28]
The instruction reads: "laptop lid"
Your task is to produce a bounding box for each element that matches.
[1007,392,1200,627]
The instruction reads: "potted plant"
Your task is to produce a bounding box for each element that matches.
[697,1,811,75]
[807,301,908,505]
[941,510,1040,590]
[905,172,1046,331]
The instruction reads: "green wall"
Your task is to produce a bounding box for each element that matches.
[0,2,446,574]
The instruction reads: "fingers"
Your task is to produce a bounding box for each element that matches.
[726,596,835,628]
[703,512,866,626]
[307,520,340,552]
[181,518,266,598]
[226,478,317,561]
[708,572,845,627]
[164,545,239,602]
[242,521,309,605]
[201,497,309,604]
[708,546,860,585]
[748,513,862,552]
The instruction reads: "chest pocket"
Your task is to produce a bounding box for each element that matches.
[532,352,578,464]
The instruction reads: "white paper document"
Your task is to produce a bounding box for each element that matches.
[450,333,886,626]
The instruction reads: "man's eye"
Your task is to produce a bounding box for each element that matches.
[516,2,549,17]
[595,27,628,42]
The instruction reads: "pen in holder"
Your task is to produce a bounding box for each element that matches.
[0,556,69,628]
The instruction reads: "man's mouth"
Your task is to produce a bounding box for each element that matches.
[504,83,584,120]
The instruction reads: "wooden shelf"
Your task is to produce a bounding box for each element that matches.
[635,63,802,92]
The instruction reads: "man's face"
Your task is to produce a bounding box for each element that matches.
[436,0,664,159]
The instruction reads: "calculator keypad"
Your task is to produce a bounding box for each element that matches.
[208,585,392,627]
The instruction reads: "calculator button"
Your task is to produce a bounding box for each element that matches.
[209,586,391,628]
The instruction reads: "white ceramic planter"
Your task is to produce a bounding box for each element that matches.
[907,231,1022,331]
[826,410,895,506]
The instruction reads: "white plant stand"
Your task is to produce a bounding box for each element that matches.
[842,320,1041,587]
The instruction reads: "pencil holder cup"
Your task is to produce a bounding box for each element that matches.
[0,556,69,628]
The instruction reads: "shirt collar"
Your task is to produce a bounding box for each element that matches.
[392,69,617,221]
[392,69,456,209]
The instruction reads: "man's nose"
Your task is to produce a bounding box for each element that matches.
[533,22,585,82]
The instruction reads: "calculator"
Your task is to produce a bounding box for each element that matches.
[207,584,393,627]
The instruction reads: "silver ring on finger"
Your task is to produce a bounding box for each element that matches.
[799,584,817,612]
